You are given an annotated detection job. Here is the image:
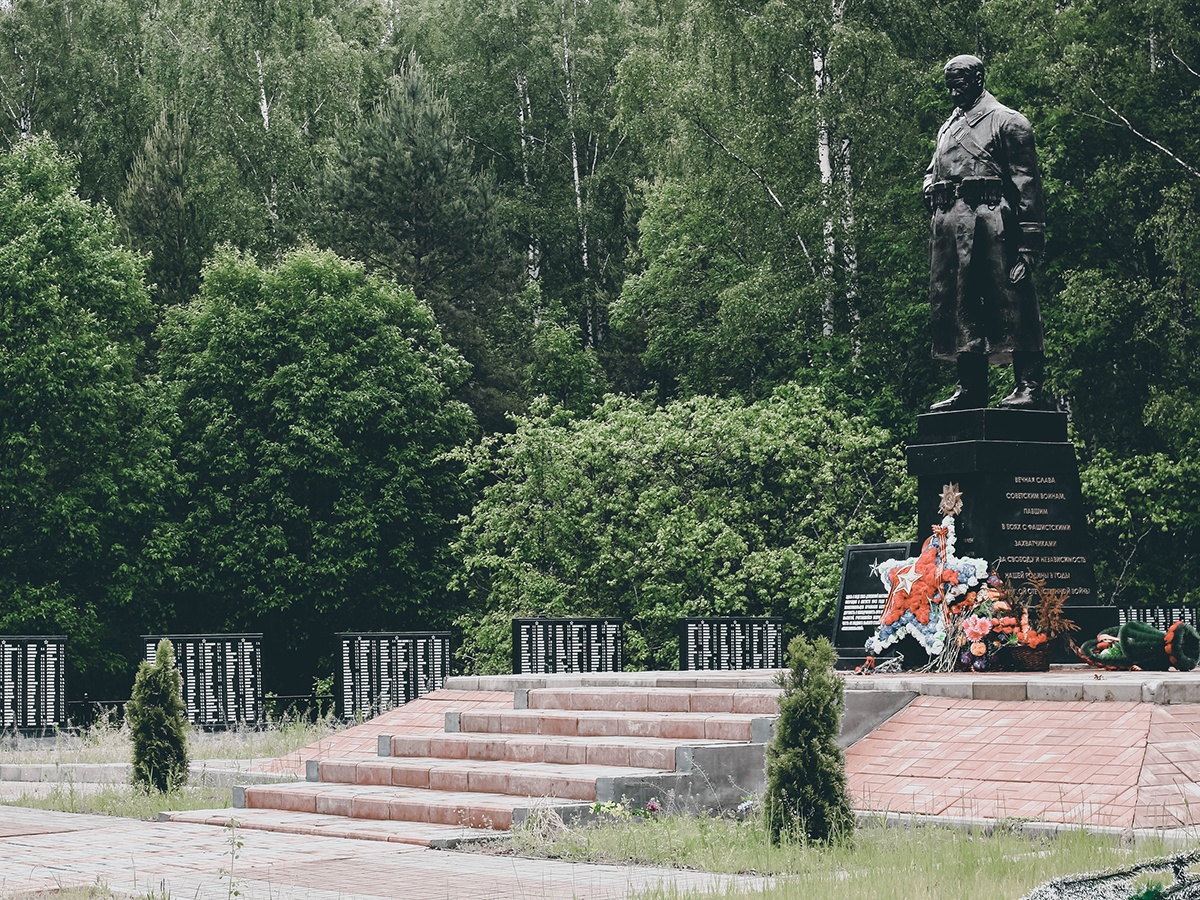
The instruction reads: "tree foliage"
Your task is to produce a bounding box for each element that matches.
[1,0,1198,689]
[158,248,474,689]
[0,136,174,688]
[127,638,189,793]
[454,384,912,672]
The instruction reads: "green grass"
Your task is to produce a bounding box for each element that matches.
[495,812,1186,900]
[1,780,233,818]
[0,713,342,820]
[0,713,344,765]
[8,879,165,899]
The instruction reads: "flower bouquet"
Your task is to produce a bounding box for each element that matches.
[949,575,1021,672]
[863,484,1076,673]
[1011,573,1078,671]
[865,514,989,663]
[932,571,1075,673]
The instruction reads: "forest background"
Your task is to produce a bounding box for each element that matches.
[1,0,1196,696]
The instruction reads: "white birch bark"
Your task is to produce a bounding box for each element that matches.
[254,50,280,249]
[561,0,595,344]
[813,47,835,337]
[813,0,858,334]
[515,72,541,281]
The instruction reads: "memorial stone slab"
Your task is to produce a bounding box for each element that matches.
[833,543,920,659]
[337,632,451,719]
[0,636,66,731]
[143,634,263,728]
[512,617,623,675]
[678,617,784,670]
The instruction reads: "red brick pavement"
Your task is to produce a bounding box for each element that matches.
[846,696,1200,830]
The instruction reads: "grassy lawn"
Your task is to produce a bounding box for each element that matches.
[1,780,235,818]
[491,811,1186,900]
[0,714,343,819]
[0,715,344,766]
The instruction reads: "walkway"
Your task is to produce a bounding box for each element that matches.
[0,806,761,899]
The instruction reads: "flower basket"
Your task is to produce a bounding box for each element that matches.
[1011,642,1050,672]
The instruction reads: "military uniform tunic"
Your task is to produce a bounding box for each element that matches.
[924,90,1046,362]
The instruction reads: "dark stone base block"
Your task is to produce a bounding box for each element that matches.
[906,408,1097,605]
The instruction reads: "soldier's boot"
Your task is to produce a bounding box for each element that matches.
[930,353,989,411]
[1000,351,1053,410]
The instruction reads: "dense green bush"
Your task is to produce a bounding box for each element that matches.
[454,384,913,672]
[127,639,189,792]
[765,636,853,844]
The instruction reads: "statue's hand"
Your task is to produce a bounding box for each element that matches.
[1008,250,1039,284]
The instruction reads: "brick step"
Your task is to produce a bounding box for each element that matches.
[383,732,731,769]
[236,782,588,830]
[453,708,762,742]
[523,687,780,715]
[312,757,664,801]
[161,808,499,848]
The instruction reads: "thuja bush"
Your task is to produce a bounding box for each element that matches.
[765,635,853,844]
[127,639,189,792]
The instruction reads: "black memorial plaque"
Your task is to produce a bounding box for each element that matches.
[907,409,1097,604]
[337,632,451,719]
[1118,606,1199,631]
[833,543,921,651]
[678,618,784,671]
[144,634,263,728]
[0,636,66,731]
[512,618,623,675]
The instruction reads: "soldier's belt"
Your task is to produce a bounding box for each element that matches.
[930,177,1003,211]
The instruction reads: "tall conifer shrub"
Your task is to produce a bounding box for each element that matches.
[127,639,189,792]
[765,635,853,844]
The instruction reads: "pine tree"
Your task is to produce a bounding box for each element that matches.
[118,109,207,309]
[322,53,525,431]
[127,639,190,793]
[765,636,854,844]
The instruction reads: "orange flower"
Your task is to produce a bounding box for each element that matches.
[970,641,987,657]
[1017,628,1047,648]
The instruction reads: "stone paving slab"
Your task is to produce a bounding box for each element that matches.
[0,806,765,899]
[840,669,1200,704]
[0,758,292,786]
[165,808,501,847]
[846,696,1200,830]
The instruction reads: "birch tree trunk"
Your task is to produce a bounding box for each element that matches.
[560,0,596,345]
[515,71,541,282]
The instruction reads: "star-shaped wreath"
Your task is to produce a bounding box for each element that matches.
[866,488,988,658]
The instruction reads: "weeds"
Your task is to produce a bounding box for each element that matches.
[0,712,344,766]
[0,781,232,818]
[495,812,1178,900]
[218,817,243,899]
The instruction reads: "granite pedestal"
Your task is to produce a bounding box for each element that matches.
[906,408,1097,603]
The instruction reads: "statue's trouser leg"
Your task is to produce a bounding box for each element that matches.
[929,352,989,411]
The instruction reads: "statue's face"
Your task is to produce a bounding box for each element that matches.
[944,68,984,109]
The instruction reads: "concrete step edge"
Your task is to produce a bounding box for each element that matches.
[234,781,594,830]
[310,756,670,784]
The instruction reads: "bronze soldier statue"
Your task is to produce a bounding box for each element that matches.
[924,54,1052,411]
